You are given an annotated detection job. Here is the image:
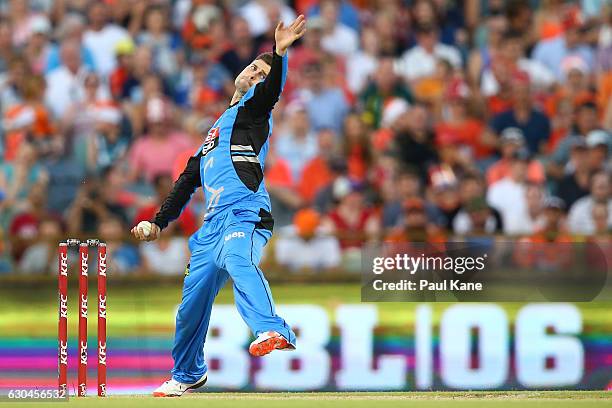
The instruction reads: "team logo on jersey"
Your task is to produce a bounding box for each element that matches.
[202,127,220,157]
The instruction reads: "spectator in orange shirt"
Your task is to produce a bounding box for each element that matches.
[342,113,372,182]
[486,127,546,186]
[514,196,573,269]
[385,198,447,256]
[435,77,493,166]
[2,74,55,161]
[298,128,338,203]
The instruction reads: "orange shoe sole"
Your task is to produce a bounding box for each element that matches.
[249,336,289,357]
[153,392,176,397]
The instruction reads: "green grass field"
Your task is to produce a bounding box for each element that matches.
[2,392,611,407]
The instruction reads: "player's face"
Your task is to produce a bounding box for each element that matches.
[235,59,271,93]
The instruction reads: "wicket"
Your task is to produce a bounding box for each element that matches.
[58,239,107,398]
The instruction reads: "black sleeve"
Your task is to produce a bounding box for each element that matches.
[243,46,286,118]
[152,153,202,230]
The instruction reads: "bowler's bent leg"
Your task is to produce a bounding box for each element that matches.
[171,248,229,383]
[221,225,296,346]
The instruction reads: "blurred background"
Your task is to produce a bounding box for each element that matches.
[0,0,610,395]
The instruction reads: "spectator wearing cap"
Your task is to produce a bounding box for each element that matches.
[317,1,358,57]
[567,170,612,235]
[585,130,612,172]
[321,177,380,251]
[556,138,591,208]
[8,0,44,48]
[274,208,341,272]
[514,195,573,270]
[487,127,546,186]
[487,148,540,235]
[86,102,132,173]
[385,197,446,244]
[275,101,318,183]
[426,169,462,231]
[544,55,595,119]
[533,8,595,81]
[109,38,136,100]
[128,97,191,183]
[395,23,462,84]
[83,2,130,76]
[488,70,551,155]
[23,15,53,74]
[453,196,502,236]
[535,196,570,237]
[45,13,96,74]
[549,102,601,178]
[360,57,413,129]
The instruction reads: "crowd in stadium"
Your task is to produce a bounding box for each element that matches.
[0,0,610,275]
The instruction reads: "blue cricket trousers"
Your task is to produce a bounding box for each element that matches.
[170,206,296,383]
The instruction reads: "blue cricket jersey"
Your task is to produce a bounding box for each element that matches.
[153,48,287,231]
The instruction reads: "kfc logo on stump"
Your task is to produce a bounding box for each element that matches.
[99,294,107,319]
[60,252,68,276]
[98,252,107,277]
[59,341,68,366]
[99,341,107,366]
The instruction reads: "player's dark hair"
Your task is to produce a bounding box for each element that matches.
[255,52,274,67]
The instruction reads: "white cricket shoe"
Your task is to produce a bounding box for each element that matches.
[152,373,207,397]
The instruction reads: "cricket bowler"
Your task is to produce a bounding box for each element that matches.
[131,15,307,397]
